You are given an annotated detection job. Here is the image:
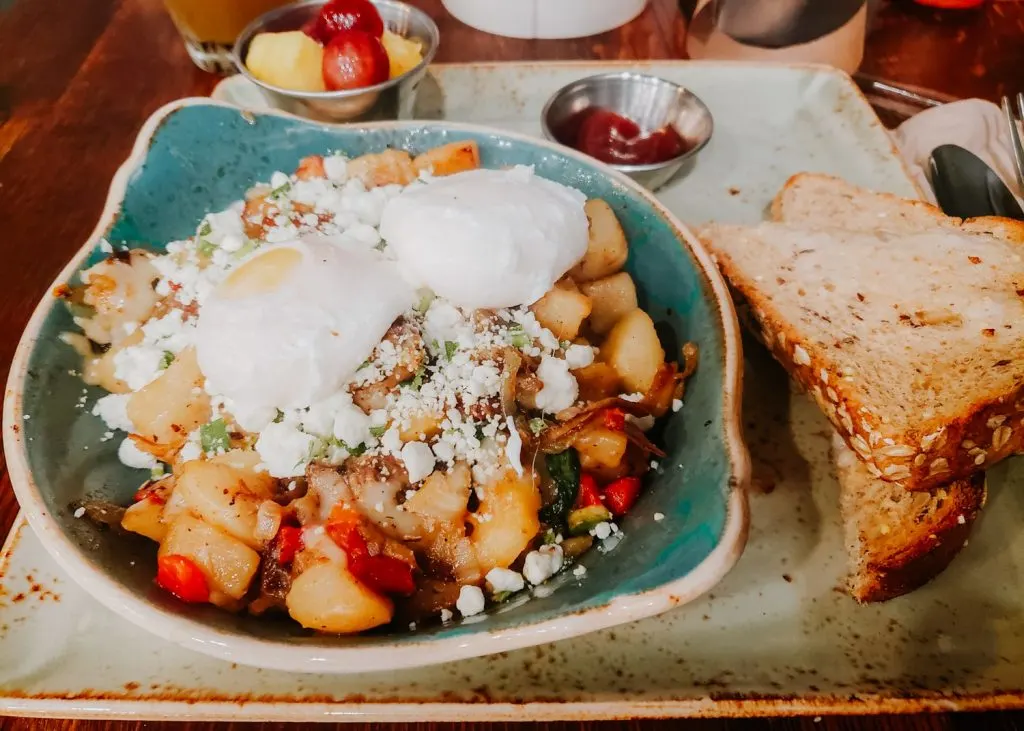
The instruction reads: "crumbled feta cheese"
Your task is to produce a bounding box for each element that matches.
[113,345,165,390]
[505,415,523,475]
[323,155,348,182]
[671,399,683,412]
[117,438,158,470]
[627,414,656,432]
[523,545,563,585]
[485,567,525,594]
[98,239,114,253]
[572,564,587,578]
[73,506,86,518]
[650,460,659,470]
[440,608,453,623]
[456,585,486,617]
[534,355,578,413]
[591,521,613,540]
[381,426,403,455]
[563,344,595,369]
[401,441,435,483]
[92,393,133,432]
[654,512,665,522]
[619,392,645,402]
[256,421,317,478]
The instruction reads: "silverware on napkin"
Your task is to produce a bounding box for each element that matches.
[929,143,1024,221]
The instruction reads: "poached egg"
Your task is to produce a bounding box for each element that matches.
[379,166,589,309]
[195,238,413,429]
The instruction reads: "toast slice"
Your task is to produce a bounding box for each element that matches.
[699,220,1024,491]
[832,434,985,602]
[771,173,1024,243]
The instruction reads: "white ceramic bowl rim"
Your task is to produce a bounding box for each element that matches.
[2,97,750,674]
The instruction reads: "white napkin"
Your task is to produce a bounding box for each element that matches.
[891,98,1023,208]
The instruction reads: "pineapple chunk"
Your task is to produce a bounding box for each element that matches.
[246,31,326,92]
[381,30,423,78]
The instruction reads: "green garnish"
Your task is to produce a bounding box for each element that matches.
[198,220,212,237]
[491,591,513,603]
[444,341,458,361]
[528,417,549,435]
[404,365,426,391]
[413,288,435,313]
[540,449,581,528]
[273,409,284,424]
[233,239,258,259]
[150,463,166,480]
[507,325,531,348]
[542,529,559,545]
[325,437,366,457]
[199,419,231,454]
[560,340,572,350]
[159,351,175,370]
[196,238,217,258]
[369,425,388,438]
[270,181,292,198]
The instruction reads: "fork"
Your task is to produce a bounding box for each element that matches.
[1003,93,1024,192]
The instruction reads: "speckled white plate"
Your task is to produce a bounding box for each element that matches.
[4,61,1024,720]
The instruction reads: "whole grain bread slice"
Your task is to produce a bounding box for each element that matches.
[699,220,1024,491]
[771,173,1024,243]
[832,434,985,602]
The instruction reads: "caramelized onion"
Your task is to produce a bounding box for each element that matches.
[537,397,651,454]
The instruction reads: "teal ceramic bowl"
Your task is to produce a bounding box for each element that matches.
[2,99,749,673]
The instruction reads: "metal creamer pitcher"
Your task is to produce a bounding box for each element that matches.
[679,0,866,49]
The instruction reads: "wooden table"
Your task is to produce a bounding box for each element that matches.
[1,0,1023,728]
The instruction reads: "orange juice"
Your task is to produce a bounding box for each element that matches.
[164,0,291,45]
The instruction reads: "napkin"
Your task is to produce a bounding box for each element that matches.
[891,98,1024,208]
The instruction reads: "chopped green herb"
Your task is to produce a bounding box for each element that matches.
[413,288,435,313]
[560,340,572,350]
[195,238,217,258]
[374,240,388,252]
[198,220,212,237]
[357,358,372,371]
[491,591,513,603]
[270,181,292,198]
[326,437,366,457]
[150,463,166,480]
[404,365,426,391]
[199,419,231,454]
[528,417,549,435]
[369,425,388,438]
[159,351,175,370]
[444,341,458,361]
[542,529,559,545]
[507,325,531,348]
[540,449,581,528]
[273,409,285,423]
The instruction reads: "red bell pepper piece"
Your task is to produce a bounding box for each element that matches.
[133,482,166,505]
[349,554,416,596]
[576,473,603,508]
[156,554,209,603]
[325,506,370,561]
[603,476,642,517]
[275,525,303,565]
[602,407,626,431]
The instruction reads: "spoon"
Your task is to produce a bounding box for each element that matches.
[928,143,1024,220]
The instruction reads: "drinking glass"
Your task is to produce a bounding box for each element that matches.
[163,0,294,73]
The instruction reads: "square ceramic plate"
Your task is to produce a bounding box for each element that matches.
[3,61,1024,720]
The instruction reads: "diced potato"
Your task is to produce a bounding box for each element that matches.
[381,30,424,78]
[573,427,629,469]
[555,276,580,293]
[413,140,481,178]
[160,515,260,605]
[121,497,167,543]
[602,309,665,393]
[573,362,621,402]
[569,199,629,282]
[530,287,592,342]
[174,460,267,548]
[405,462,471,523]
[286,561,394,634]
[399,410,444,442]
[127,347,211,449]
[580,272,639,335]
[206,449,276,498]
[471,468,541,573]
[245,31,326,92]
[347,149,417,188]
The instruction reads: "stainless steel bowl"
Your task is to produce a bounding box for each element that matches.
[541,72,714,191]
[233,0,439,123]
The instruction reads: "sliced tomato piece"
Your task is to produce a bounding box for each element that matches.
[575,473,603,509]
[602,407,626,431]
[349,554,416,596]
[156,554,209,603]
[275,525,303,565]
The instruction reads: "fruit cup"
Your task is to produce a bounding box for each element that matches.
[233,0,439,122]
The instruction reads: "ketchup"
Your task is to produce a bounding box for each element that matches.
[553,108,690,166]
